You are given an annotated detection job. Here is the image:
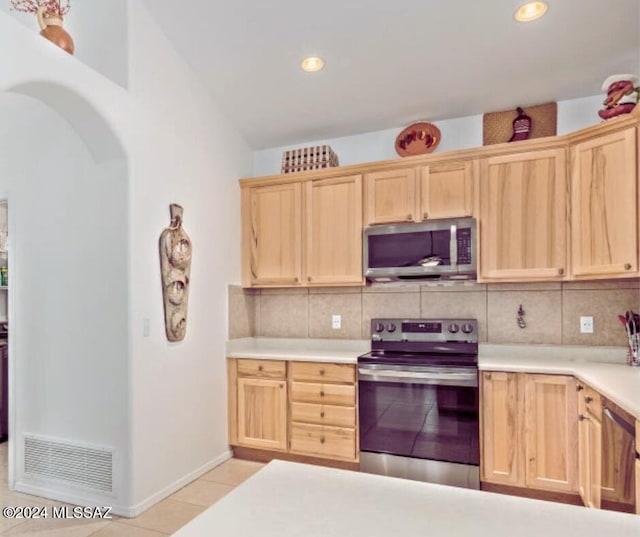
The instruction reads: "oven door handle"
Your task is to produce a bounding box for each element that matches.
[358,367,477,387]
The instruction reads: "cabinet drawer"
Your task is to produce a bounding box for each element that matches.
[290,402,356,427]
[290,361,355,384]
[290,382,355,406]
[290,423,356,461]
[237,359,286,379]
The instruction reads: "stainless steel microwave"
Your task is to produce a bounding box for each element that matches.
[364,217,477,282]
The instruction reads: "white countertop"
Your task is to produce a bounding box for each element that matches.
[227,338,640,419]
[226,337,368,364]
[172,460,640,537]
[479,344,640,421]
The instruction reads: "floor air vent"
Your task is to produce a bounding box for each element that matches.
[24,434,113,493]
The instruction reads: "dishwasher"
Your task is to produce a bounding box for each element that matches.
[601,398,636,513]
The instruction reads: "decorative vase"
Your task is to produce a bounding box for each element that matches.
[36,5,74,55]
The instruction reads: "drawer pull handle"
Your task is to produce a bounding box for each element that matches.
[585,396,593,403]
[576,384,584,392]
[579,414,588,421]
[320,412,325,418]
[558,268,565,276]
[625,263,632,271]
[320,437,325,444]
[407,214,413,221]
[319,368,325,375]
[423,212,429,219]
[258,365,263,371]
[320,391,325,397]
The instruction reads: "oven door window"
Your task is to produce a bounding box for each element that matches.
[359,380,479,465]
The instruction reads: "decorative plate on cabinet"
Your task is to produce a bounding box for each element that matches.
[395,121,441,157]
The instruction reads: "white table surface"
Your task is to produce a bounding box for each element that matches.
[172,460,640,537]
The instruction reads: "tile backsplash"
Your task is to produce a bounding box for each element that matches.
[228,280,640,346]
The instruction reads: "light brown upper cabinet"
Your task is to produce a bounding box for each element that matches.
[364,161,475,226]
[570,127,638,279]
[306,175,364,285]
[420,161,475,220]
[241,182,303,287]
[241,174,364,288]
[364,168,417,225]
[479,148,567,282]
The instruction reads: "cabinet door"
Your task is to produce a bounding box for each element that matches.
[306,175,364,285]
[578,386,589,505]
[237,377,287,451]
[242,183,303,286]
[636,420,640,515]
[587,412,602,508]
[364,168,417,225]
[524,374,578,493]
[419,161,475,220]
[571,127,638,278]
[480,371,524,486]
[480,149,567,281]
[578,385,602,509]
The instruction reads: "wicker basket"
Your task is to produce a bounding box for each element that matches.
[281,145,339,173]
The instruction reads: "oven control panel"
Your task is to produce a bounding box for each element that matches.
[371,318,478,343]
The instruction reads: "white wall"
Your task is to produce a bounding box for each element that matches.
[126,0,251,514]
[0,0,252,515]
[1,0,129,88]
[252,94,604,177]
[0,93,129,504]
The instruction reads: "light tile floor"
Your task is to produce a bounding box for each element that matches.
[0,443,265,536]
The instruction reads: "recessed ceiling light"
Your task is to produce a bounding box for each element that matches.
[514,1,548,22]
[300,56,325,73]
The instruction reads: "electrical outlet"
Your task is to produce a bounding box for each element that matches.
[580,316,594,334]
[332,314,342,330]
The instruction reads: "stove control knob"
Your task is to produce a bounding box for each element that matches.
[387,323,397,333]
[447,323,460,334]
[461,323,474,334]
[374,322,385,333]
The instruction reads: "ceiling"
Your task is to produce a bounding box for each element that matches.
[140,0,639,150]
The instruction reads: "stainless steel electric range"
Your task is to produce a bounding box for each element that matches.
[358,318,479,489]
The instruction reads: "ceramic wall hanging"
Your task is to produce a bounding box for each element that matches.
[159,204,192,342]
[598,74,639,120]
[395,122,441,157]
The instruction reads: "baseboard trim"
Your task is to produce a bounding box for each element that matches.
[480,481,583,506]
[15,449,232,518]
[232,446,359,471]
[125,449,232,517]
[14,481,131,518]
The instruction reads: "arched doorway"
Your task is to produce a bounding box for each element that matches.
[0,82,130,507]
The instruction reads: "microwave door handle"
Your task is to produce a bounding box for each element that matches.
[450,224,458,268]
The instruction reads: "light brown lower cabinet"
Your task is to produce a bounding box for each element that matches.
[636,421,640,515]
[230,359,288,452]
[228,358,358,464]
[288,361,358,462]
[481,371,578,494]
[577,383,602,508]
